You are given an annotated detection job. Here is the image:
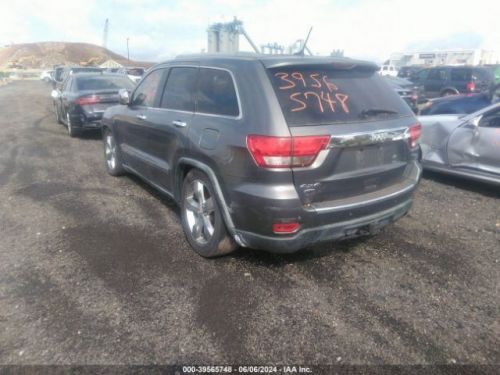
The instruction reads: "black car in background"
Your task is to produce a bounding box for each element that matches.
[51,73,135,137]
[383,76,419,113]
[52,66,103,89]
[420,83,500,115]
[410,66,495,98]
[397,66,423,79]
[101,54,421,257]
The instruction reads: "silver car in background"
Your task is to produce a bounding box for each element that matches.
[418,102,500,186]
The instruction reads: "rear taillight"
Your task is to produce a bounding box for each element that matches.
[273,222,300,234]
[466,81,475,92]
[246,135,330,168]
[76,95,101,105]
[409,123,421,148]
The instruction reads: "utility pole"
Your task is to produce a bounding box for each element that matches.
[102,18,109,49]
[126,37,130,62]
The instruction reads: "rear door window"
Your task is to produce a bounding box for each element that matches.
[160,67,197,112]
[268,65,412,126]
[450,68,471,82]
[428,68,447,81]
[196,68,239,117]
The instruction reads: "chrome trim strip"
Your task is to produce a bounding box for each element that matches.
[328,127,409,148]
[311,162,421,213]
[313,184,415,213]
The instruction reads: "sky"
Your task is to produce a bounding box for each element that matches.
[1,0,499,63]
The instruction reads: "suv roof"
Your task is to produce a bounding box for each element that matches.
[171,53,378,69]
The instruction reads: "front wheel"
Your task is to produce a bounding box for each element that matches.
[181,170,237,258]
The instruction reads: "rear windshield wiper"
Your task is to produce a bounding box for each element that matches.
[360,108,399,118]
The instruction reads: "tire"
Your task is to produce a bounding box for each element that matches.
[103,128,125,176]
[54,103,63,124]
[66,113,82,138]
[181,169,237,258]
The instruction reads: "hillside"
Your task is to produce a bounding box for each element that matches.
[0,42,154,68]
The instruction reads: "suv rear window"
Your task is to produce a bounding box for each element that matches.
[268,65,412,126]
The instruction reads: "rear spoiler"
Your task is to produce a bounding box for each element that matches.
[261,57,378,71]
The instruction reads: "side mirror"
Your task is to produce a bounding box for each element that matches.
[470,115,482,127]
[119,89,130,105]
[51,90,60,99]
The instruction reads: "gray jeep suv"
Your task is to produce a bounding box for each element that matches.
[101,54,422,257]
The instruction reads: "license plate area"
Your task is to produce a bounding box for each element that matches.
[334,141,406,173]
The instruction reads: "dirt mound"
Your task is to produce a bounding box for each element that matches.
[0,42,153,68]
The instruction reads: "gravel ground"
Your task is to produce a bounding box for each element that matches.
[0,80,499,365]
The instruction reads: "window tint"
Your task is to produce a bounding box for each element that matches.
[76,76,135,91]
[196,68,239,116]
[160,67,197,112]
[269,66,412,126]
[450,68,471,81]
[473,68,492,81]
[480,107,500,128]
[428,68,447,81]
[132,69,164,107]
[416,69,429,81]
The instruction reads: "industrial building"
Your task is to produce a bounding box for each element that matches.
[389,49,500,67]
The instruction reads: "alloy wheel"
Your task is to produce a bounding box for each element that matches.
[184,179,216,245]
[105,134,117,170]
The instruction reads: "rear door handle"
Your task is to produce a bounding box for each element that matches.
[172,120,187,127]
[136,114,147,120]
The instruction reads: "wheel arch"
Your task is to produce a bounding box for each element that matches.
[440,87,459,96]
[175,158,245,247]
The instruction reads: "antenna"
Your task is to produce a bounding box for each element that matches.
[102,18,109,49]
[295,27,313,56]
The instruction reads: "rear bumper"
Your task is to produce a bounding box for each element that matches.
[235,199,412,253]
[227,161,421,253]
[69,112,103,130]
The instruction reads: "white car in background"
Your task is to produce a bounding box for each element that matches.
[118,67,145,84]
[39,70,54,82]
[379,64,398,77]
